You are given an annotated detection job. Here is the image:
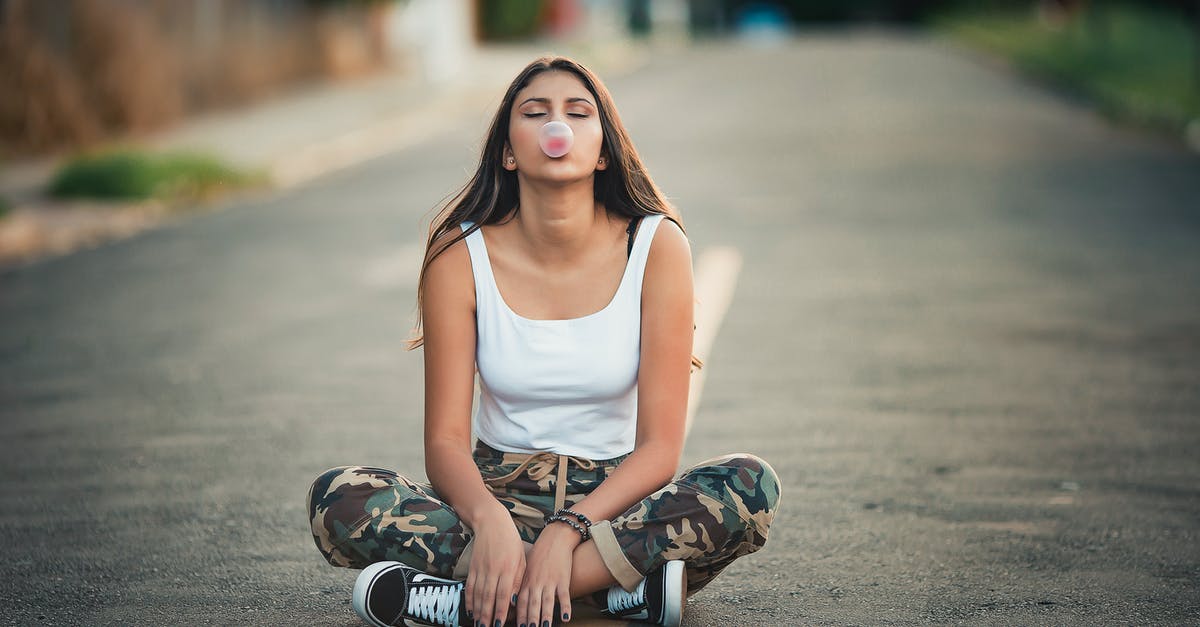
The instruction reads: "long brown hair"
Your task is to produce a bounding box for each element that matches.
[406,55,703,371]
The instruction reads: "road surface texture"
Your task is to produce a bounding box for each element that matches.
[2,31,1198,625]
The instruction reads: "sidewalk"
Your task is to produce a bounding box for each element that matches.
[0,39,651,270]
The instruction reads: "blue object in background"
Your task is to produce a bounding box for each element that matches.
[734,1,792,45]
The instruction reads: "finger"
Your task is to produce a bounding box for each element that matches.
[492,572,514,627]
[464,571,475,620]
[507,575,521,625]
[474,572,491,627]
[520,581,541,627]
[510,559,526,626]
[510,567,523,610]
[558,582,573,623]
[526,586,544,627]
[516,585,528,627]
[470,570,482,625]
[481,573,501,627]
[540,586,557,627]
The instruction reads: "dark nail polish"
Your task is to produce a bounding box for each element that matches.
[542,621,550,627]
[494,620,502,627]
[563,612,570,621]
[512,594,518,604]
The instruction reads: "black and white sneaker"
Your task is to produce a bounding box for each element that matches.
[597,559,686,626]
[352,561,466,627]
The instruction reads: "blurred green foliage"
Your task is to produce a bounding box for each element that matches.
[0,195,10,218]
[479,0,545,41]
[302,0,404,5]
[773,0,949,21]
[49,150,263,202]
[932,4,1199,132]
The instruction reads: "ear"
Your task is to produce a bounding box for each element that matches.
[502,144,516,171]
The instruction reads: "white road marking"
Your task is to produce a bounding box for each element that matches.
[687,246,742,438]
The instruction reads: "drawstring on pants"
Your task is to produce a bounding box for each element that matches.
[482,451,598,513]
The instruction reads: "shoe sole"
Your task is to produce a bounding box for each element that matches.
[353,561,402,627]
[661,560,687,627]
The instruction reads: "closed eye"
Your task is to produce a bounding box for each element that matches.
[523,113,589,118]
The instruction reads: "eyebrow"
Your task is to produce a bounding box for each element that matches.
[518,97,595,107]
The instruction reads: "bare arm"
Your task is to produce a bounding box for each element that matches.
[421,229,527,627]
[420,232,509,528]
[567,218,695,522]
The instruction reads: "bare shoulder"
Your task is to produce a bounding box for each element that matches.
[646,216,693,273]
[423,225,475,313]
[642,216,694,311]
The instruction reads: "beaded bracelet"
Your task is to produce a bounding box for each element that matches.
[552,508,594,529]
[545,515,590,541]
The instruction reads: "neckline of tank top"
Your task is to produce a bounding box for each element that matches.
[461,214,663,325]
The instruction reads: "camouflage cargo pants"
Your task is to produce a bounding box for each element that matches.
[307,440,781,594]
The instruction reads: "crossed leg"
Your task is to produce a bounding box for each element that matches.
[307,453,780,620]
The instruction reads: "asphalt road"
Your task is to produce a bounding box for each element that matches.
[2,31,1198,625]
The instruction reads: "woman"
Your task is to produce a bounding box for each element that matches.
[307,56,781,627]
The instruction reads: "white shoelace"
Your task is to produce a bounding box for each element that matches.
[607,576,648,613]
[406,579,462,627]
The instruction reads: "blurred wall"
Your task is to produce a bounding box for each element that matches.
[0,0,397,157]
[387,0,475,84]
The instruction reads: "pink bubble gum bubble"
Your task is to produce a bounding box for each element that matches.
[539,120,573,158]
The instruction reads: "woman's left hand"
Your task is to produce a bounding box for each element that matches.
[516,523,581,626]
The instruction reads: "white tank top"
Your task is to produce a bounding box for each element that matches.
[459,214,665,459]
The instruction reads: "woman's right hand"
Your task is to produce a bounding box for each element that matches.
[464,504,526,627]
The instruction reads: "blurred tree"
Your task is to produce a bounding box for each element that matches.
[730,0,958,22]
[687,0,729,37]
[303,0,404,5]
[478,0,546,40]
[628,0,651,36]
